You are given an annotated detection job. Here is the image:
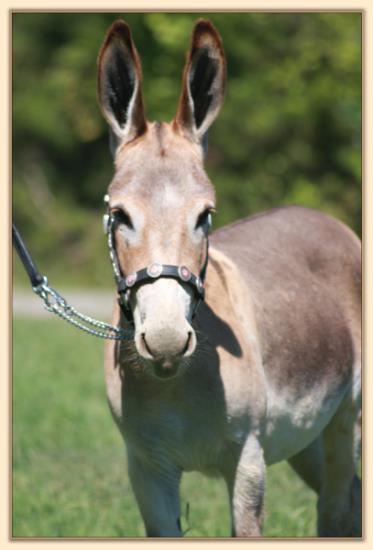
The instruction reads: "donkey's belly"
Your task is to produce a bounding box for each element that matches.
[260,384,346,465]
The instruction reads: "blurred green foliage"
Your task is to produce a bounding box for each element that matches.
[12,12,361,287]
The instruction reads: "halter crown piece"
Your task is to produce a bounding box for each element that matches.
[103,195,209,323]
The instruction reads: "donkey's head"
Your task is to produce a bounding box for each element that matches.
[98,19,226,379]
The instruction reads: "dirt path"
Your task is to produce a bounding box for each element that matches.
[13,288,116,319]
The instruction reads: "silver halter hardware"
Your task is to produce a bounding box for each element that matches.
[32,276,133,340]
[13,190,209,341]
[103,194,208,322]
[12,218,132,340]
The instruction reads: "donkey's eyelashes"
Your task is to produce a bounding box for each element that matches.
[112,208,134,230]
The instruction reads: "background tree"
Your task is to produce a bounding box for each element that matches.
[12,12,361,287]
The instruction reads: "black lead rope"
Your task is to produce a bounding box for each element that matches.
[12,222,131,340]
[12,223,44,288]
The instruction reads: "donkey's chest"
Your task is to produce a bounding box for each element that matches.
[122,397,229,473]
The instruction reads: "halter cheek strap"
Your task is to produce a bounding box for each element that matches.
[104,209,208,323]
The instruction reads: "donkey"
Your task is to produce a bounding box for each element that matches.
[98,19,361,537]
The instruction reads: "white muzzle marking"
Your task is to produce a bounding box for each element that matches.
[132,278,197,373]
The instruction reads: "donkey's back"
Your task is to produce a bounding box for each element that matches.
[212,204,361,346]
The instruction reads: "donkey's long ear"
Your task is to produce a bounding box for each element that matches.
[174,19,226,142]
[97,20,146,145]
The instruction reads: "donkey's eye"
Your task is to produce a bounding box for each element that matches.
[113,208,134,230]
[195,209,212,231]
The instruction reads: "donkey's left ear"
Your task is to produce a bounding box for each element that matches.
[97,20,146,146]
[174,19,226,143]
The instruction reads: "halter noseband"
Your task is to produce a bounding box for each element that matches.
[103,199,208,323]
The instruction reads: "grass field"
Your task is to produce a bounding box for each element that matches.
[12,317,318,538]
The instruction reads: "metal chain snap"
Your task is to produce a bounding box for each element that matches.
[33,277,133,340]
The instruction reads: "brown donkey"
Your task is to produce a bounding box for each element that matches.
[98,19,361,537]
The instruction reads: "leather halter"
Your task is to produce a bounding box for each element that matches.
[104,204,209,323]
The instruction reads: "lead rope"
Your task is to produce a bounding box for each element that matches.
[12,223,133,341]
[33,278,132,340]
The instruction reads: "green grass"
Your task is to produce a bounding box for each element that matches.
[12,317,317,538]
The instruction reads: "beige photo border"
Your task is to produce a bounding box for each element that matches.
[1,1,370,548]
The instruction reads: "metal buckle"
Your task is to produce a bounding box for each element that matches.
[103,213,110,234]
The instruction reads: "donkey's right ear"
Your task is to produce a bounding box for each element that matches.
[97,20,146,146]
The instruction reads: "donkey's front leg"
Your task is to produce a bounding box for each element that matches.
[225,434,265,537]
[127,449,182,537]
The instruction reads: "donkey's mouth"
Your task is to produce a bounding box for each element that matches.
[152,359,181,380]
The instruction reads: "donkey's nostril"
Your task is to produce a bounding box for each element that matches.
[182,330,196,357]
[141,333,155,358]
[182,332,192,356]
